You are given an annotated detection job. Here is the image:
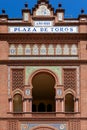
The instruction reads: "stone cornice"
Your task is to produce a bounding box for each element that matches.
[0,33,87,43]
[0,59,87,66]
[0,22,87,26]
[2,115,87,121]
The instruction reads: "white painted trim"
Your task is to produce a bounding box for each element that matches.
[64,20,79,23]
[63,66,79,68]
[10,66,24,69]
[8,20,22,23]
[9,56,78,60]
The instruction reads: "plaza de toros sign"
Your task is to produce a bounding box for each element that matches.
[8,26,78,33]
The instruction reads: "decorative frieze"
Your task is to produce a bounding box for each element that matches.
[8,120,18,130]
[9,43,78,56]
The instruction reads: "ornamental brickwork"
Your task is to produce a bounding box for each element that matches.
[12,69,24,91]
[69,120,80,130]
[8,121,18,130]
[64,69,76,91]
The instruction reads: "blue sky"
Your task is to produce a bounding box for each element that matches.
[0,0,87,18]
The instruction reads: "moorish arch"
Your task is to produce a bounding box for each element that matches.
[64,89,76,112]
[12,89,24,113]
[29,69,58,112]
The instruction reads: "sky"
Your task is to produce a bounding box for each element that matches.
[0,0,87,18]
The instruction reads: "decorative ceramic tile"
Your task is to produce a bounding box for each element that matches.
[25,66,62,85]
[21,123,67,130]
[36,5,50,16]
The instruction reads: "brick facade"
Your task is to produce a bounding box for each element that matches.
[0,0,87,130]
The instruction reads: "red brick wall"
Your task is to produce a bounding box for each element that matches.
[0,121,7,130]
[0,41,9,60]
[0,65,8,116]
[79,25,87,33]
[79,41,87,60]
[80,65,87,117]
[0,25,8,33]
[81,121,87,130]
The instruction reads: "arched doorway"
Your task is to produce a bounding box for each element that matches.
[32,71,56,112]
[65,93,74,112]
[13,94,23,112]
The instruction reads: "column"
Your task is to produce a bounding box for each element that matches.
[9,99,12,112]
[56,98,63,112]
[75,98,79,112]
[29,99,32,112]
[61,99,64,112]
[23,99,27,112]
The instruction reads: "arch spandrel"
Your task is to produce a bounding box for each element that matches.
[25,66,63,86]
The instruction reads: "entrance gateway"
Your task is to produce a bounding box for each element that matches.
[20,69,67,130]
[32,71,56,112]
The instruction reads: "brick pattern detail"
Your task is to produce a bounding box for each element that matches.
[69,120,80,130]
[8,121,18,130]
[64,69,76,91]
[12,69,24,90]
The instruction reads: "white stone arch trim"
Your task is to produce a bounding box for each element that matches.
[32,44,39,55]
[17,44,24,55]
[40,44,46,55]
[9,44,16,55]
[48,44,54,55]
[56,44,62,55]
[25,44,31,55]
[63,44,69,55]
[71,44,78,55]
